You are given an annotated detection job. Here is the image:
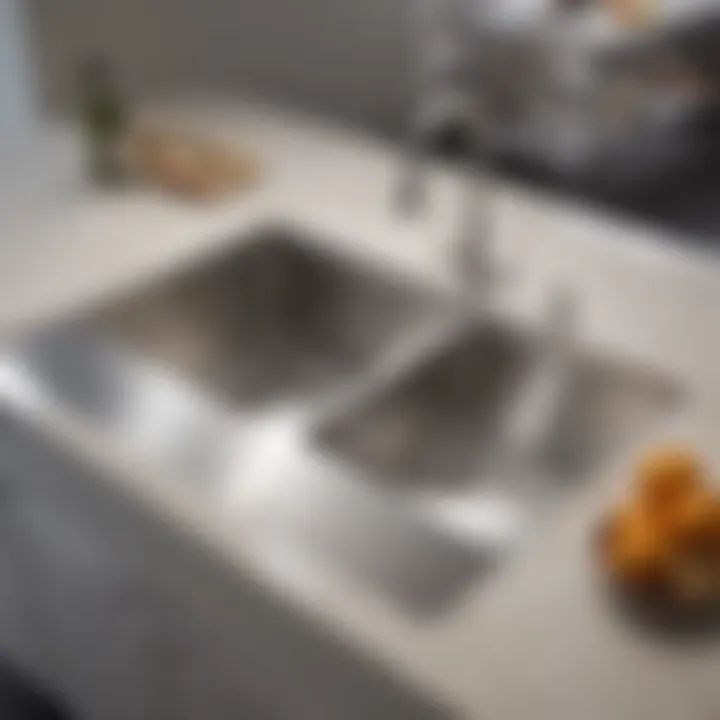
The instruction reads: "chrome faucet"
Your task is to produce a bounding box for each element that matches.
[396,0,498,305]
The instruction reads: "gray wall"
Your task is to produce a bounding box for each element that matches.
[27,0,416,135]
[0,0,37,139]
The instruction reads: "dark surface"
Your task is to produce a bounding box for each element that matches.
[496,107,720,245]
[436,10,720,246]
[0,659,71,720]
[435,104,720,246]
[514,14,720,244]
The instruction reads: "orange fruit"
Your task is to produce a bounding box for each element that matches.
[662,489,719,554]
[634,445,704,517]
[602,504,670,588]
[652,488,720,604]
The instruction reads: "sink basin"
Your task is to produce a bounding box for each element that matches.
[318,322,531,488]
[305,319,681,613]
[90,232,443,408]
[317,320,680,491]
[5,230,447,481]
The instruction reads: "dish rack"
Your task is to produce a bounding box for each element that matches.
[412,0,720,175]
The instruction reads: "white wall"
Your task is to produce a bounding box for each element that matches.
[27,0,416,136]
[0,0,37,139]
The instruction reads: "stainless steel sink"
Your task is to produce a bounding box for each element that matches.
[4,231,447,482]
[2,230,681,618]
[317,320,680,490]
[90,232,444,407]
[318,322,532,488]
[303,319,681,613]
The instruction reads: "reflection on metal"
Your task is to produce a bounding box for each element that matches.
[1,230,680,615]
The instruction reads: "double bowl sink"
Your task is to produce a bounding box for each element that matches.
[3,229,680,614]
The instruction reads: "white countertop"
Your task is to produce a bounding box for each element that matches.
[2,98,720,719]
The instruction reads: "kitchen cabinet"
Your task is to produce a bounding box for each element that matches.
[0,412,288,720]
[0,412,450,720]
[0,466,45,677]
[0,413,163,720]
[12,483,161,720]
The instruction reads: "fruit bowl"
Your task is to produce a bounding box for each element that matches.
[596,445,720,637]
[597,513,720,638]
